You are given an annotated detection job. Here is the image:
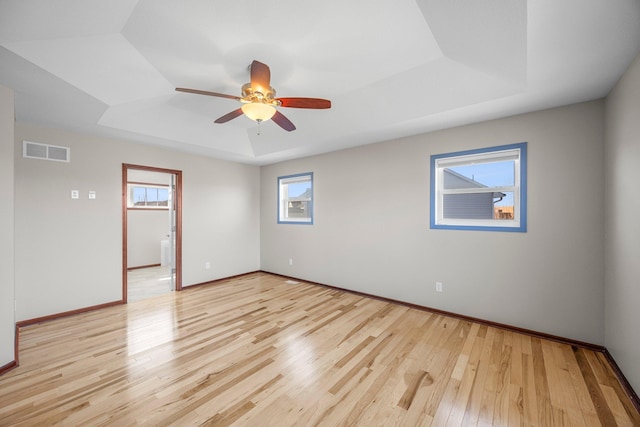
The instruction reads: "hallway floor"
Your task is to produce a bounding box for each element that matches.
[127,265,172,302]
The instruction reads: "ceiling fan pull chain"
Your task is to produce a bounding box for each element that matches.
[257,119,262,136]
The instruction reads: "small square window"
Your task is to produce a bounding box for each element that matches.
[430,143,527,232]
[278,173,313,224]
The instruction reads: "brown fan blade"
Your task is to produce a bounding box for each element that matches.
[271,111,296,132]
[214,108,244,124]
[175,88,241,101]
[277,97,331,109]
[250,60,271,94]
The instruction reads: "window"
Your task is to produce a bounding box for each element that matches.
[430,142,526,232]
[278,173,313,224]
[128,183,169,209]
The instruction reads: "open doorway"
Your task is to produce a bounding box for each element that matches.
[122,164,182,303]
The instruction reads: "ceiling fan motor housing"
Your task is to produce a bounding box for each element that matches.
[241,83,278,106]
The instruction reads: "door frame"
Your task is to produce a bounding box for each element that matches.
[122,163,183,303]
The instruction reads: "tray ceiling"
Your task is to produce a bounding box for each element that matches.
[0,0,638,164]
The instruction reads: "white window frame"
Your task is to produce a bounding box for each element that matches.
[430,142,527,232]
[278,172,313,225]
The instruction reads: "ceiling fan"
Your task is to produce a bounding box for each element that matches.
[175,60,331,132]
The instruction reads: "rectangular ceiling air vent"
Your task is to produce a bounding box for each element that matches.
[23,141,70,162]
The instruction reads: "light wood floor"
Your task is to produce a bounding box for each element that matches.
[1,272,638,426]
[127,265,173,303]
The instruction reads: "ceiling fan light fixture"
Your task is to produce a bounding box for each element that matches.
[241,102,276,122]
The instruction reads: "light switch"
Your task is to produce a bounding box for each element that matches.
[88,191,96,199]
[71,190,79,199]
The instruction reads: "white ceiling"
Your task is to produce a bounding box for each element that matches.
[0,0,638,165]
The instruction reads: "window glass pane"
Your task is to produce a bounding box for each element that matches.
[445,160,514,190]
[494,192,514,219]
[443,193,498,219]
[133,187,146,206]
[287,182,311,198]
[443,191,514,220]
[157,188,169,207]
[146,188,158,206]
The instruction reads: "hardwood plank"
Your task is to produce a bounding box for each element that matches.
[552,343,588,426]
[600,384,635,427]
[522,351,540,426]
[445,323,483,427]
[0,272,638,426]
[574,346,618,426]
[478,327,506,425]
[595,351,640,426]
[563,345,601,426]
[532,338,555,425]
[507,333,524,427]
[540,339,570,425]
[461,325,496,425]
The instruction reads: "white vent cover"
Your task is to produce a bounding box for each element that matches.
[23,141,70,162]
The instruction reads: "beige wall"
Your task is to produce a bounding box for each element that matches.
[0,85,15,367]
[127,209,168,267]
[14,123,260,321]
[605,53,640,392]
[261,101,606,345]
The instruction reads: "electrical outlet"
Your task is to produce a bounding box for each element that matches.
[205,262,211,269]
[289,258,293,266]
[436,282,443,292]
